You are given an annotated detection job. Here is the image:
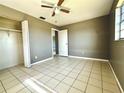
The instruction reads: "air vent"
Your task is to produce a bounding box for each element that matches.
[39,16,46,20]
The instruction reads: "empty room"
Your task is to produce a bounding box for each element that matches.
[0,0,124,93]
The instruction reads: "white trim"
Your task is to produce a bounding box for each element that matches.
[22,20,31,68]
[0,63,22,70]
[31,57,53,66]
[68,55,109,62]
[0,27,21,33]
[51,28,60,32]
[51,28,60,57]
[108,62,124,93]
[51,29,54,57]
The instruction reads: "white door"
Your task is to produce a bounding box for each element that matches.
[58,29,68,56]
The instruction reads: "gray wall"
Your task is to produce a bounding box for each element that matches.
[27,16,56,63]
[109,0,124,89]
[0,17,23,70]
[60,15,110,59]
[0,5,58,64]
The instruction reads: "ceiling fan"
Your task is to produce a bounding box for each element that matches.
[41,0,70,17]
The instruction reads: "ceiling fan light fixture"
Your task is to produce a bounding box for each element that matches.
[55,8,60,14]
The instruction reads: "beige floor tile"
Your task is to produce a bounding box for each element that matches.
[55,83,70,93]
[83,68,92,72]
[91,70,101,75]
[103,82,120,93]
[3,79,20,89]
[71,69,81,73]
[6,83,24,93]
[68,87,83,93]
[0,83,5,93]
[29,71,41,76]
[88,78,102,88]
[77,75,89,83]
[41,70,51,75]
[0,73,13,81]
[46,79,60,89]
[68,72,79,79]
[15,73,28,78]
[18,75,31,82]
[79,71,90,77]
[102,76,116,84]
[27,85,42,93]
[26,81,52,93]
[65,68,73,72]
[0,69,9,75]
[102,72,114,77]
[62,77,75,86]
[54,74,66,81]
[72,80,87,92]
[60,70,70,75]
[103,89,113,93]
[86,84,102,93]
[17,88,31,93]
[1,76,16,84]
[33,73,45,80]
[47,72,58,77]
[38,76,52,84]
[90,73,101,80]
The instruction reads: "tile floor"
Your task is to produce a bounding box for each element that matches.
[0,57,121,93]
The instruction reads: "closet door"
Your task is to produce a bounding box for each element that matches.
[0,30,23,70]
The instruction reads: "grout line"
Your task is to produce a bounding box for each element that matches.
[17,87,30,93]
[17,58,78,92]
[1,69,25,90]
[84,61,94,93]
[53,60,83,91]
[51,60,84,92]
[0,70,25,93]
[67,60,88,93]
[0,80,7,93]
[8,69,33,93]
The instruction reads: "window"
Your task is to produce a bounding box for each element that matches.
[115,4,124,40]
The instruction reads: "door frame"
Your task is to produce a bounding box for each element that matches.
[22,20,31,68]
[51,28,59,57]
[51,28,69,57]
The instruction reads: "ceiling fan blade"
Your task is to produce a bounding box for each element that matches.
[60,9,70,13]
[52,11,55,17]
[41,0,54,6]
[41,5,53,8]
[57,0,64,6]
[60,6,70,11]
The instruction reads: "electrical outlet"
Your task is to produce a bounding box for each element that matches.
[35,56,38,59]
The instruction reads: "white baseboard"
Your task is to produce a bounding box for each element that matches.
[108,62,124,93]
[31,57,53,66]
[0,62,23,70]
[68,55,109,62]
[69,55,123,93]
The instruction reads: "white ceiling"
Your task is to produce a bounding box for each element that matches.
[0,0,113,26]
